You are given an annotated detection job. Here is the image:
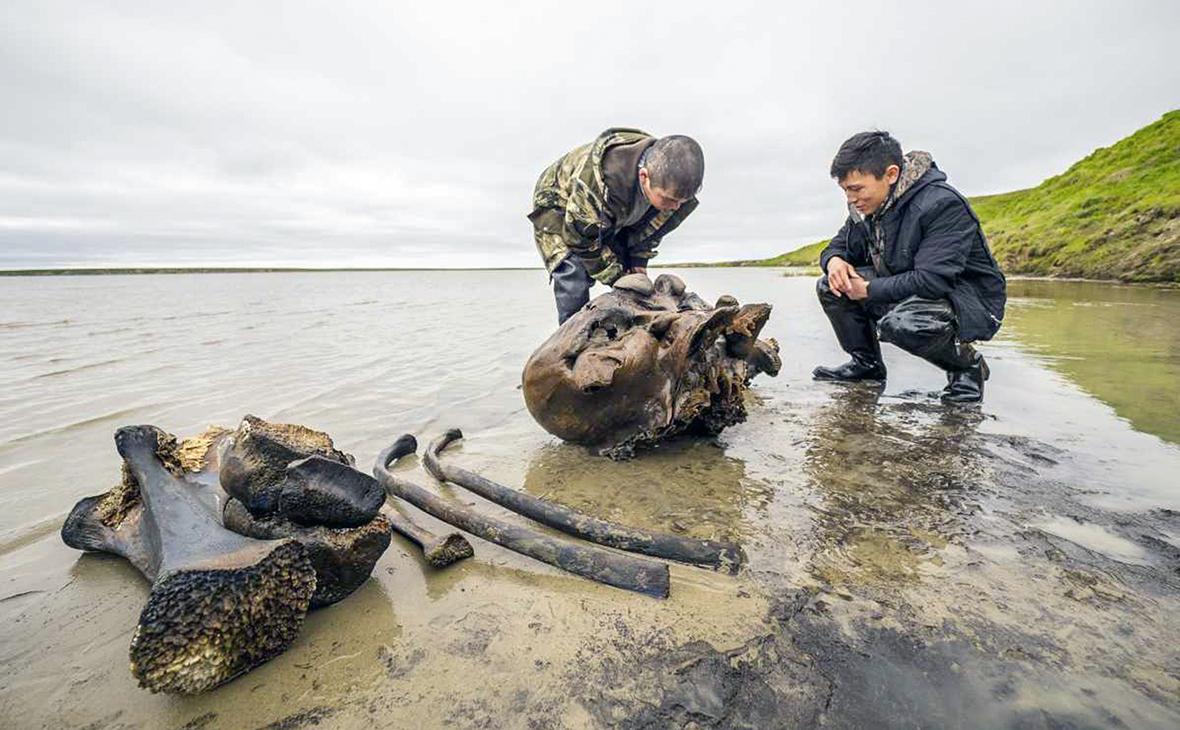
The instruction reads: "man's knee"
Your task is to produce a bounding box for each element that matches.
[816,275,832,296]
[816,275,842,306]
[878,298,955,348]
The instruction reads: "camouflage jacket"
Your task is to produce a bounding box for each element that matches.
[529,128,699,285]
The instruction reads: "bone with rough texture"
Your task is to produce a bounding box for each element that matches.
[522,273,781,458]
[423,429,744,573]
[61,425,317,694]
[222,497,393,608]
[373,435,671,598]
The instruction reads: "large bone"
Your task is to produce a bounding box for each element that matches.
[422,429,744,573]
[523,280,781,457]
[61,425,316,694]
[373,435,671,598]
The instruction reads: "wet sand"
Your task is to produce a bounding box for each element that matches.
[1,270,1178,728]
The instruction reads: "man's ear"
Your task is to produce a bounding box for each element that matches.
[884,164,901,184]
[638,167,649,186]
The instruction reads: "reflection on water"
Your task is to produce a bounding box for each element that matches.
[804,386,986,588]
[999,279,1180,445]
[520,439,760,544]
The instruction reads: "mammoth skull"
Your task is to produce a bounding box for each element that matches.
[523,273,780,457]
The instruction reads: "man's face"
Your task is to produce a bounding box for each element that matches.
[639,168,692,212]
[838,165,900,216]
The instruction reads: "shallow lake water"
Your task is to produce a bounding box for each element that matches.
[1,269,1178,728]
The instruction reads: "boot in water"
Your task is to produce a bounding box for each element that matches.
[942,354,989,403]
[813,353,887,382]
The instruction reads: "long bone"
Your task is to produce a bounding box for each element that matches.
[61,425,316,694]
[422,429,745,573]
[373,435,671,598]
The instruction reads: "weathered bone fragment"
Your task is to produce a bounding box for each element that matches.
[219,414,382,526]
[423,429,744,573]
[379,503,474,568]
[523,273,781,457]
[373,435,671,598]
[61,425,316,694]
[222,497,392,607]
[215,416,469,583]
[276,455,386,528]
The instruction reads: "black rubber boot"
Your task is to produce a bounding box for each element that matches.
[887,308,988,402]
[812,353,887,382]
[552,255,594,324]
[942,353,990,403]
[814,276,887,382]
[877,296,992,400]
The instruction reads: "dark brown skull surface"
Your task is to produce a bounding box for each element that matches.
[523,273,781,457]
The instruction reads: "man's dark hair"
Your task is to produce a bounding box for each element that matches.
[830,131,903,181]
[644,135,704,198]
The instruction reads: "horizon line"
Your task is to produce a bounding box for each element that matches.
[0,262,772,276]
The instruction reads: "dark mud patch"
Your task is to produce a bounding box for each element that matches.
[572,598,829,729]
[177,712,217,730]
[254,706,337,730]
[566,412,1180,729]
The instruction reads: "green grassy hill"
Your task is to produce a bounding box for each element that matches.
[713,111,1180,282]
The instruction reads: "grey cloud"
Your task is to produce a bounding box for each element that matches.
[1,0,1177,269]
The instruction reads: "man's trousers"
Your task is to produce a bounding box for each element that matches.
[815,272,980,373]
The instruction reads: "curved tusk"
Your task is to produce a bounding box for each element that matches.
[373,435,670,598]
[422,429,744,574]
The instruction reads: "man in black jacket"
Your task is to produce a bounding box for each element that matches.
[814,131,1006,402]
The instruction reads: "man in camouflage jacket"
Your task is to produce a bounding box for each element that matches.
[529,128,704,323]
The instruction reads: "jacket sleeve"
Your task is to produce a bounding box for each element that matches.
[867,196,976,304]
[819,219,852,273]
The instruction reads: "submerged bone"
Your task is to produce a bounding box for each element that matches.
[61,425,317,694]
[522,280,781,457]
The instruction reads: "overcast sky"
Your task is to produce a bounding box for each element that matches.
[1,1,1177,269]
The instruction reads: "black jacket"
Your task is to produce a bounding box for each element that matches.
[819,166,1007,342]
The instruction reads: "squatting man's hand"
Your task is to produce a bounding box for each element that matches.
[825,257,869,301]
